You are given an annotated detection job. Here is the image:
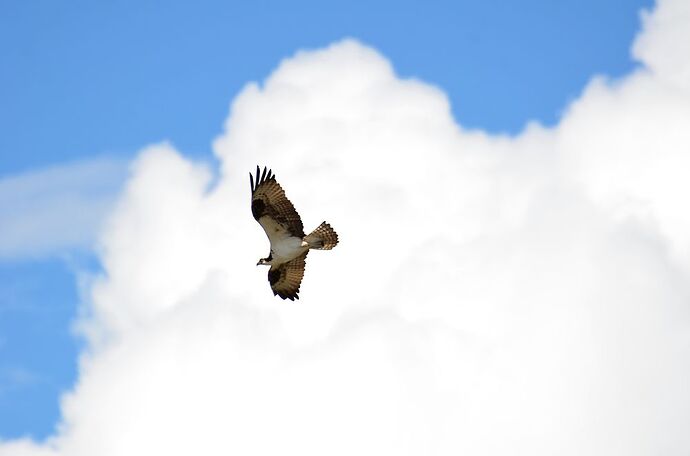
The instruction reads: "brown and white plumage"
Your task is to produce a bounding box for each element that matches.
[267,252,308,300]
[250,166,338,300]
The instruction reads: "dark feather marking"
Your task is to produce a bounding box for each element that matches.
[251,199,265,220]
[268,268,281,285]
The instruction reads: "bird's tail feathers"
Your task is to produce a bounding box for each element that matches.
[304,222,339,250]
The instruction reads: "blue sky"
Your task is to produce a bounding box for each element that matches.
[0,0,652,441]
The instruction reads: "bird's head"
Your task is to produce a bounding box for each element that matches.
[257,257,270,266]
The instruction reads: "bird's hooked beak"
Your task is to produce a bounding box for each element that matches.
[257,258,268,266]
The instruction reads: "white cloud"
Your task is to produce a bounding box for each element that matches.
[0,440,56,456]
[633,0,690,90]
[3,0,690,454]
[0,158,128,260]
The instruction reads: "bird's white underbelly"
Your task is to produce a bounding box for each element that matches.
[271,236,308,263]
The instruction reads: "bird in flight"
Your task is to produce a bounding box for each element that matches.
[250,166,338,300]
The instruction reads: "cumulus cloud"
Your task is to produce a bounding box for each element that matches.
[633,0,690,90]
[0,158,127,260]
[3,0,690,454]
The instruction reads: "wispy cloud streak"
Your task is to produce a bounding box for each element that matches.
[0,158,128,260]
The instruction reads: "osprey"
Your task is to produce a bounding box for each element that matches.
[250,166,338,300]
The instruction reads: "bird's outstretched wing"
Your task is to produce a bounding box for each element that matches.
[268,252,308,300]
[250,166,305,241]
